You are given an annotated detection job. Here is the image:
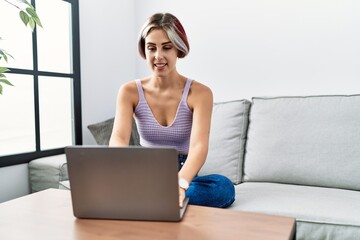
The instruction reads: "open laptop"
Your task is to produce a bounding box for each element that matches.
[65,145,189,222]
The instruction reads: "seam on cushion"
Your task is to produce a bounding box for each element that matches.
[56,159,62,188]
[297,219,360,228]
[252,94,360,101]
[233,101,243,184]
[243,100,252,183]
[60,162,68,181]
[242,100,253,182]
[236,100,249,184]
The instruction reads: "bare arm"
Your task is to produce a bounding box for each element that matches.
[109,81,138,147]
[179,81,213,184]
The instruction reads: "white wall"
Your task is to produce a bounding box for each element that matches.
[80,0,137,144]
[133,0,360,101]
[81,0,360,144]
[0,164,29,203]
[2,0,360,202]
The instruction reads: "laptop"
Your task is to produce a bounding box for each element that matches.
[65,145,189,222]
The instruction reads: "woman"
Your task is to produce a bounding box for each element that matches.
[109,13,235,208]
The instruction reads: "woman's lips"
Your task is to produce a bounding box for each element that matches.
[154,63,167,70]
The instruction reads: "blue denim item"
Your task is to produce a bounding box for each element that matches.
[178,154,235,208]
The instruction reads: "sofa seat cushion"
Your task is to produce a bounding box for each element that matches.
[296,222,360,240]
[231,182,360,239]
[28,154,68,193]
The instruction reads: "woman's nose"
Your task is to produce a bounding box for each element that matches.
[155,50,163,60]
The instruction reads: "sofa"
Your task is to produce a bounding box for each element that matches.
[28,94,360,240]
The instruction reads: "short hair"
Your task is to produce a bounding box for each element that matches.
[138,13,190,59]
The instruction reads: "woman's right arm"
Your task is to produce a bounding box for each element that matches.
[109,81,138,147]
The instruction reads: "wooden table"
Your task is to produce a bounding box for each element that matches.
[0,189,295,240]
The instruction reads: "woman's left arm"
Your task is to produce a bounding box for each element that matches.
[178,81,213,185]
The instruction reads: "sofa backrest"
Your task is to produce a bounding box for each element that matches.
[87,100,252,185]
[243,94,360,191]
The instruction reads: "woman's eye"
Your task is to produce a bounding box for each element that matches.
[147,47,156,51]
[164,46,172,50]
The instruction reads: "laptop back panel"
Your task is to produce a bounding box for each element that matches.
[65,146,185,221]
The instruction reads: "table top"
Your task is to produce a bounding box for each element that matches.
[0,189,295,240]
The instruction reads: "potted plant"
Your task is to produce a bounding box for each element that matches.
[0,0,42,95]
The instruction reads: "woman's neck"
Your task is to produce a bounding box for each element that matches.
[150,73,186,90]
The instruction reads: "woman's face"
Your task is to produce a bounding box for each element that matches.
[144,29,179,78]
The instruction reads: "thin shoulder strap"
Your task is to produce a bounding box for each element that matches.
[135,79,145,102]
[181,79,193,101]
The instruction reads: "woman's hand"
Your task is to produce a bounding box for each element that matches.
[179,187,186,208]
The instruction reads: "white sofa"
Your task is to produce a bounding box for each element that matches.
[29,94,360,240]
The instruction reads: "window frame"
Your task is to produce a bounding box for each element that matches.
[0,0,82,167]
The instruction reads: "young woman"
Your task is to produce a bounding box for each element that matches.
[109,13,235,208]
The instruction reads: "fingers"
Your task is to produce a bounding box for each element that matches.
[179,187,185,208]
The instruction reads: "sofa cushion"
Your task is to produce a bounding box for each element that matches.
[28,154,68,193]
[59,180,70,190]
[243,95,360,191]
[198,100,251,184]
[87,118,114,145]
[231,182,360,240]
[88,118,140,145]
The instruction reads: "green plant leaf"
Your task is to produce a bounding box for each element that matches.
[0,48,6,55]
[26,7,38,18]
[28,18,35,31]
[19,11,30,26]
[0,50,14,61]
[0,84,3,94]
[0,52,14,63]
[25,8,42,28]
[18,0,32,8]
[0,73,6,78]
[0,79,14,86]
[33,16,43,28]
[0,67,10,73]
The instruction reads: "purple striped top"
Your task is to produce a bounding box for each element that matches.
[134,79,193,152]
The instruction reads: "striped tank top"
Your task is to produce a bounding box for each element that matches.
[134,79,193,152]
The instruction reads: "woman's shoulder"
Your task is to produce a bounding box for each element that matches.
[189,79,213,98]
[188,79,213,108]
[119,79,140,92]
[116,80,140,103]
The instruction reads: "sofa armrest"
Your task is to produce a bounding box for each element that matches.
[28,154,68,193]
